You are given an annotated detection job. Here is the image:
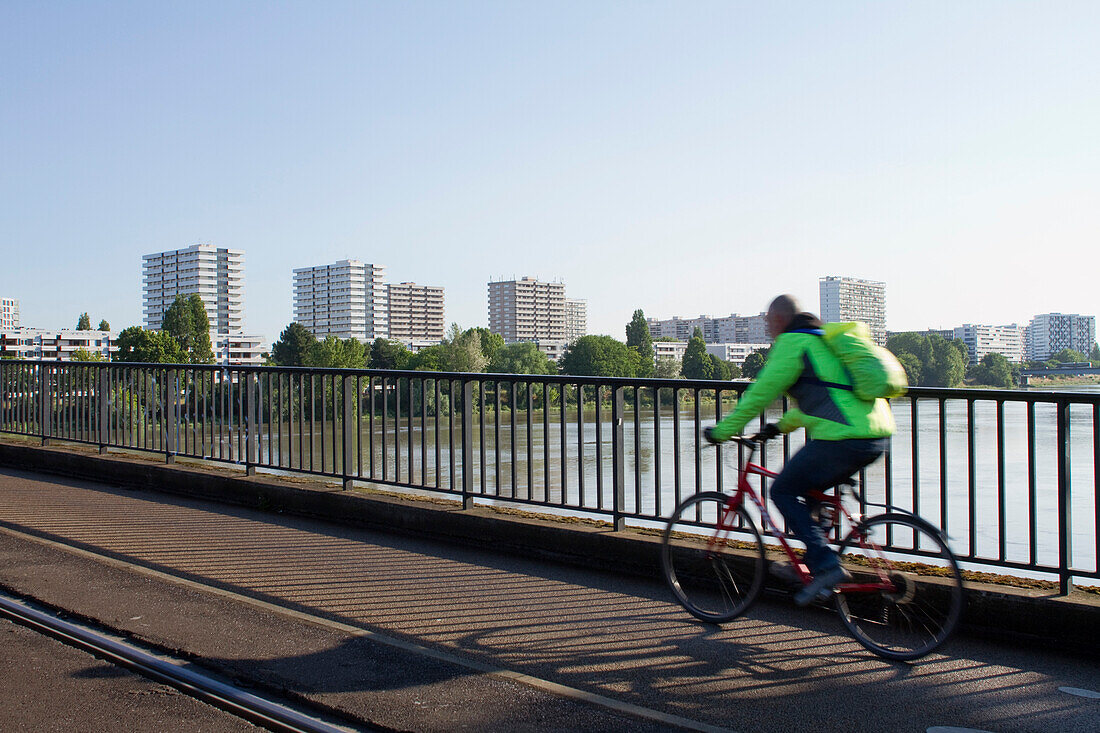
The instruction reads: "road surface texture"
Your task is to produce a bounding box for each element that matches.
[0,615,260,732]
[0,466,1096,732]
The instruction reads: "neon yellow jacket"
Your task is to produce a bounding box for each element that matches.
[710,319,895,442]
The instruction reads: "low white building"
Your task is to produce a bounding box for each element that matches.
[952,324,1025,364]
[705,343,772,368]
[653,340,689,363]
[0,328,117,361]
[213,332,266,366]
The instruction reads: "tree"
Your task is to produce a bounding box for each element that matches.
[464,327,504,363]
[1091,343,1100,362]
[560,335,642,377]
[408,344,449,371]
[306,336,367,369]
[76,313,91,330]
[70,348,103,362]
[741,348,769,379]
[97,319,110,331]
[272,323,317,367]
[654,357,683,379]
[1050,348,1087,364]
[114,326,185,363]
[681,327,713,379]
[443,325,489,373]
[896,352,922,386]
[488,342,557,375]
[369,338,412,370]
[162,294,213,364]
[626,309,654,378]
[709,354,733,380]
[968,352,1014,388]
[887,332,966,387]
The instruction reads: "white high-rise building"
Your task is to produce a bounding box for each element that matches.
[952,324,1025,364]
[0,298,18,330]
[819,276,887,345]
[293,260,387,341]
[1026,313,1096,361]
[143,244,244,333]
[387,282,445,344]
[488,277,566,347]
[564,298,587,343]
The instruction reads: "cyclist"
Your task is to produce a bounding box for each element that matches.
[704,294,895,605]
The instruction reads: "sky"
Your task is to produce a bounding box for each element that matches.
[2,1,1098,344]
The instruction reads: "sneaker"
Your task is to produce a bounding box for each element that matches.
[793,565,852,607]
[769,561,808,585]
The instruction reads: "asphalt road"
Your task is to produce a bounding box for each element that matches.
[0,466,1097,733]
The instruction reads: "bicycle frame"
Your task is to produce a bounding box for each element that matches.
[720,439,897,595]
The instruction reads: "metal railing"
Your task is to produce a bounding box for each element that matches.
[1,360,1097,593]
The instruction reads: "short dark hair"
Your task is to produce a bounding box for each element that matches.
[768,294,800,319]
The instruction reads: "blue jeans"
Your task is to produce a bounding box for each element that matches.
[769,438,889,573]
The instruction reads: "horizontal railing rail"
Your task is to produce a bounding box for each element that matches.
[1,360,1096,593]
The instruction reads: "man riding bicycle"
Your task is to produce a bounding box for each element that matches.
[704,294,895,605]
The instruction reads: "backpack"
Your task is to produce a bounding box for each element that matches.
[819,322,908,400]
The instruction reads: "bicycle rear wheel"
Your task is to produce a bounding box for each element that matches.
[662,492,765,623]
[835,513,964,660]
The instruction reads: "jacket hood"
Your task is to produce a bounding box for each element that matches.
[785,312,823,332]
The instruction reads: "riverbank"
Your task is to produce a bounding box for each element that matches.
[1025,375,1100,387]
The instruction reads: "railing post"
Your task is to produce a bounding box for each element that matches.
[461,379,474,510]
[611,384,625,531]
[1056,398,1073,595]
[39,364,51,446]
[246,371,259,475]
[97,366,109,454]
[165,368,177,463]
[342,374,355,490]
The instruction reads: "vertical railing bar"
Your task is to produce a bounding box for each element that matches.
[526,381,533,501]
[1056,398,1072,595]
[434,378,441,488]
[997,399,1006,562]
[510,381,517,498]
[542,382,550,503]
[448,379,456,492]
[479,380,486,495]
[560,384,567,505]
[673,387,681,507]
[693,388,701,497]
[1027,400,1037,568]
[612,385,625,529]
[939,397,948,536]
[911,397,920,518]
[714,389,723,496]
[369,376,376,480]
[595,385,604,510]
[577,383,584,508]
[967,399,976,559]
[654,386,662,519]
[494,381,501,496]
[633,385,641,516]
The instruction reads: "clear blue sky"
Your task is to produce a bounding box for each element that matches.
[2,1,1098,343]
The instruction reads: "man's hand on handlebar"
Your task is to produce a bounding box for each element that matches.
[703,422,779,445]
[751,423,780,442]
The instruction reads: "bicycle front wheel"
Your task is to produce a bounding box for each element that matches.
[662,492,765,623]
[835,513,964,660]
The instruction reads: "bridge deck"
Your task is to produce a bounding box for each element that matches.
[0,467,1097,732]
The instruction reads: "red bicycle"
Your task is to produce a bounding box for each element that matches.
[661,434,964,661]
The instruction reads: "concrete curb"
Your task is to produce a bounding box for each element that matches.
[1,440,1096,656]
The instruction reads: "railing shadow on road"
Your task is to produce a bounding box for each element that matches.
[2,467,1094,732]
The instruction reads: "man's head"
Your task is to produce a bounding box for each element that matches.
[766,294,800,339]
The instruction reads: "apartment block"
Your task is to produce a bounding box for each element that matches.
[293,260,387,341]
[387,282,445,344]
[143,244,244,333]
[1026,313,1096,361]
[1,298,18,330]
[952,324,1025,364]
[0,328,117,361]
[565,298,587,343]
[819,276,887,345]
[647,313,768,344]
[213,333,266,366]
[654,340,689,363]
[488,277,566,344]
